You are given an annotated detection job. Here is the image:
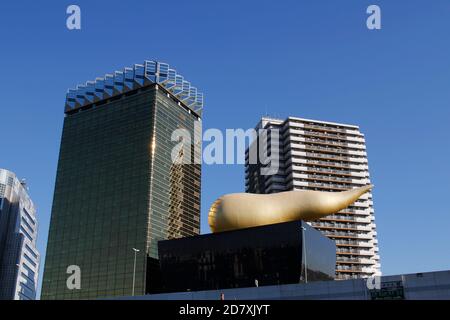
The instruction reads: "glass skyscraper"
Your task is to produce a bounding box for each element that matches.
[41,61,203,299]
[0,169,40,300]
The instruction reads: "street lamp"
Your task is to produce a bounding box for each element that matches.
[132,248,140,296]
[301,226,308,284]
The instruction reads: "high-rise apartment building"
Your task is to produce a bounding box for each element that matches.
[41,61,203,299]
[245,117,380,279]
[0,169,40,300]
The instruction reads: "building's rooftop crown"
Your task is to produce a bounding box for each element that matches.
[64,60,204,116]
[260,116,360,130]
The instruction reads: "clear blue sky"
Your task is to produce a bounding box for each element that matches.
[1,0,449,298]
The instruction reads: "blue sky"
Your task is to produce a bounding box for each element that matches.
[1,0,449,297]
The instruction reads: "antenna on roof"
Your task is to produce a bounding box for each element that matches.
[20,179,28,190]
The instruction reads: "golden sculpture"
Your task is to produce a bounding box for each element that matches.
[208,185,373,233]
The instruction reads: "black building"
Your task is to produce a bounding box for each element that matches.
[157,221,336,293]
[41,61,203,299]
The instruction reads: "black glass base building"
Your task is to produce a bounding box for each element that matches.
[157,221,336,293]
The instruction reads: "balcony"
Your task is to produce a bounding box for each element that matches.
[304,137,348,148]
[298,182,351,191]
[336,265,375,273]
[323,231,372,240]
[304,158,351,169]
[320,214,371,223]
[304,174,355,184]
[323,231,359,239]
[300,130,345,140]
[305,152,349,162]
[313,222,358,231]
[335,239,373,248]
[336,257,374,265]
[336,248,374,256]
[303,144,349,155]
[302,166,354,177]
[303,123,349,134]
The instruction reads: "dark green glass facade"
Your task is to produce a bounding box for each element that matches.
[41,85,201,299]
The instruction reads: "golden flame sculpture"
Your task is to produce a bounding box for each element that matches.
[208,185,373,233]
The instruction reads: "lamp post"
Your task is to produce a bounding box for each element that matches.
[301,226,308,284]
[132,248,140,296]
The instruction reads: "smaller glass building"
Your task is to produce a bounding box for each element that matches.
[0,169,40,300]
[157,221,336,293]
